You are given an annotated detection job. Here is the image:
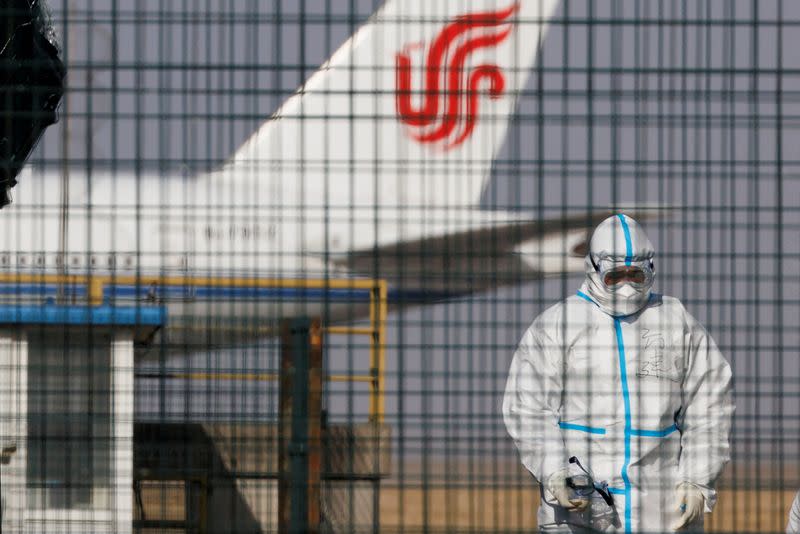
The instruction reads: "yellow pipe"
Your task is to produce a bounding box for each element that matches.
[376,281,387,424]
[329,374,373,383]
[89,278,105,306]
[151,372,373,383]
[106,275,379,291]
[325,326,374,336]
[0,272,381,291]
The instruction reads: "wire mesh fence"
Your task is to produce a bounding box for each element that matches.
[0,0,797,532]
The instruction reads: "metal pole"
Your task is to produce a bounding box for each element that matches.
[279,318,322,534]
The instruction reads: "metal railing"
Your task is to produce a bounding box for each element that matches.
[0,273,388,422]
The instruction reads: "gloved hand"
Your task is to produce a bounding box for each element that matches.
[546,468,590,512]
[671,482,705,530]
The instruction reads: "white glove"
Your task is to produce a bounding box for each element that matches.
[671,482,705,531]
[546,468,590,512]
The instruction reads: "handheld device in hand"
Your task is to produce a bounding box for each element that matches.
[567,456,615,506]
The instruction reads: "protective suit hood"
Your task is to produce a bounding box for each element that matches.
[582,214,655,317]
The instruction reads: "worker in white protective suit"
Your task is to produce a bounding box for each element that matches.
[503,214,733,533]
[788,490,800,533]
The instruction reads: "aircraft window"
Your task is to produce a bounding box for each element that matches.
[18,255,27,265]
[1,255,8,266]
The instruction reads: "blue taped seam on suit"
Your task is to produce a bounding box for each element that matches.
[577,291,596,306]
[559,421,675,438]
[558,421,606,435]
[630,423,678,438]
[580,290,676,532]
[614,318,633,534]
[617,214,633,265]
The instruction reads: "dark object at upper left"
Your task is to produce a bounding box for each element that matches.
[0,0,65,208]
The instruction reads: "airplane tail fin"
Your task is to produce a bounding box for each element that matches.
[223,0,560,209]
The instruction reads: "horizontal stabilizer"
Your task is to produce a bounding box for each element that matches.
[334,211,622,298]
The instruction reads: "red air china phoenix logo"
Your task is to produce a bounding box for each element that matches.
[395,3,519,150]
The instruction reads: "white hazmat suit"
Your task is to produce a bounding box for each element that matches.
[788,490,800,534]
[503,214,733,533]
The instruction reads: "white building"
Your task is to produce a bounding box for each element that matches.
[0,305,164,534]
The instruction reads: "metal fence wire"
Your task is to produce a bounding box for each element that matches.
[0,0,797,533]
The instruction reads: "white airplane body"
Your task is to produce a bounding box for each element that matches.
[0,0,600,341]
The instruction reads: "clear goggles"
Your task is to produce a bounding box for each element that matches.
[591,255,655,289]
